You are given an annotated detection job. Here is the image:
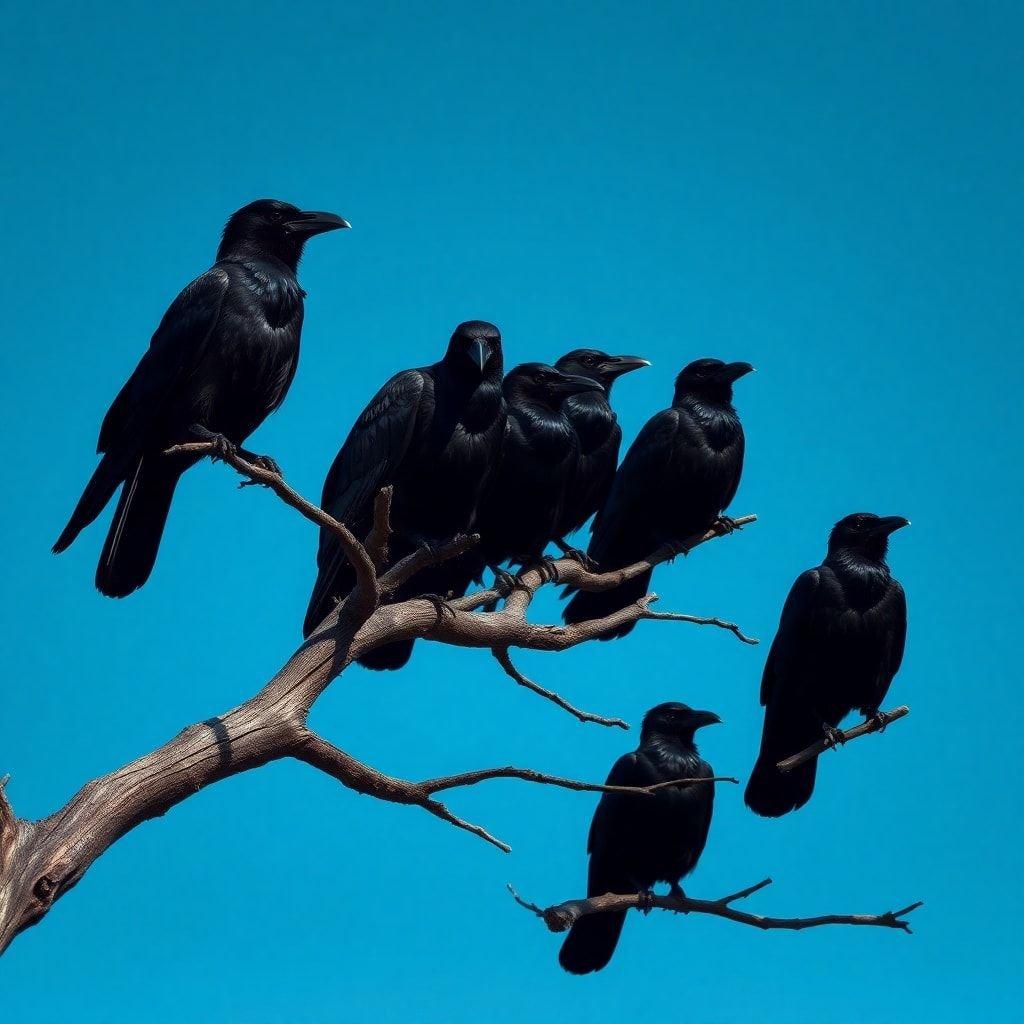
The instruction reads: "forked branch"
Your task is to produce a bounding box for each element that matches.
[0,443,757,955]
[510,879,923,934]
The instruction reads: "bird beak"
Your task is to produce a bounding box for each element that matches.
[873,516,911,536]
[468,338,490,372]
[554,372,603,396]
[717,361,755,384]
[606,355,651,378]
[690,710,722,729]
[284,210,351,236]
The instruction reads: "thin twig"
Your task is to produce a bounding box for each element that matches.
[643,605,759,645]
[510,880,923,934]
[492,648,629,729]
[776,706,910,772]
[422,766,736,795]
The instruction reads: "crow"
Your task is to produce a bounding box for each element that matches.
[559,702,719,975]
[563,358,753,637]
[472,363,602,576]
[552,349,649,557]
[745,513,909,818]
[54,199,349,597]
[304,321,505,671]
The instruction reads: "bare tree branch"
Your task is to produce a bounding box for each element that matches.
[422,767,737,795]
[510,879,923,934]
[1,445,759,956]
[776,706,911,773]
[492,648,630,729]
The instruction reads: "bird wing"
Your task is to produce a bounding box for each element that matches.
[97,267,231,454]
[307,371,428,625]
[759,567,822,706]
[586,751,657,855]
[319,370,427,530]
[587,409,678,562]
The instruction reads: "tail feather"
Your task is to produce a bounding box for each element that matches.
[559,910,627,975]
[559,860,630,974]
[53,454,127,554]
[562,569,651,640]
[744,709,820,817]
[95,455,185,598]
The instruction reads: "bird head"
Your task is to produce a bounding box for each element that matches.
[828,513,910,561]
[554,349,650,394]
[641,702,721,745]
[503,363,603,410]
[217,199,350,269]
[446,321,503,377]
[673,358,754,404]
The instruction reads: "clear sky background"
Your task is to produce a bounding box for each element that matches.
[1,2,1020,1021]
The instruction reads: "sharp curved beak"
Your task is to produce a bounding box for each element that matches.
[554,372,603,396]
[718,361,755,384]
[469,338,489,372]
[606,355,651,378]
[875,516,911,536]
[284,210,351,236]
[690,709,722,729]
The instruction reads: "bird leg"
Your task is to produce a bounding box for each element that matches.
[538,555,562,583]
[821,723,846,750]
[862,708,889,733]
[666,539,691,562]
[237,448,283,477]
[636,889,657,915]
[189,424,237,462]
[714,514,743,534]
[554,538,598,572]
[490,566,519,599]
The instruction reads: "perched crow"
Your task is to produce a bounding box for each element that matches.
[473,363,602,574]
[559,702,719,975]
[553,349,649,552]
[54,199,349,597]
[563,358,753,637]
[304,321,505,670]
[745,513,909,818]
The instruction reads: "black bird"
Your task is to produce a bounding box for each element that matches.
[473,363,602,575]
[563,358,753,637]
[304,321,506,670]
[54,199,349,597]
[559,702,719,975]
[745,513,909,818]
[552,349,649,555]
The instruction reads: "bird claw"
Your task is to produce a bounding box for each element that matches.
[491,567,518,599]
[865,709,889,733]
[250,453,282,477]
[190,424,236,463]
[715,515,742,535]
[539,556,561,583]
[666,540,690,562]
[422,593,457,622]
[559,545,598,572]
[637,889,656,915]
[821,724,846,750]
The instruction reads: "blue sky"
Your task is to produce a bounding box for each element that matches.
[1,2,1020,1020]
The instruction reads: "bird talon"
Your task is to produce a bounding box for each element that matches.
[715,515,741,534]
[865,710,888,733]
[637,889,656,914]
[422,593,457,621]
[491,567,519,599]
[190,424,236,463]
[821,724,846,750]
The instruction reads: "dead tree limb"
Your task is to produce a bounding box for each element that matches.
[0,445,756,955]
[510,879,923,934]
[776,706,911,773]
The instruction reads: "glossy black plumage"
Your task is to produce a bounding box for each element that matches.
[563,358,752,637]
[745,513,909,817]
[304,322,506,669]
[553,350,648,542]
[53,199,348,597]
[559,703,719,975]
[472,363,602,572]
